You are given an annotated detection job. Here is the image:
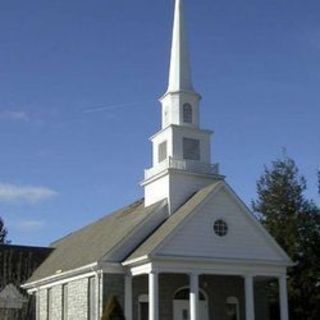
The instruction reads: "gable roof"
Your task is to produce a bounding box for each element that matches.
[125,181,222,263]
[0,284,27,301]
[124,181,292,265]
[27,199,165,283]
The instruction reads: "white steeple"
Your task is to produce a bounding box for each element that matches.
[167,0,194,93]
[142,0,222,213]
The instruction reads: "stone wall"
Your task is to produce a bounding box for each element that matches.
[68,278,89,320]
[38,277,89,320]
[39,289,48,320]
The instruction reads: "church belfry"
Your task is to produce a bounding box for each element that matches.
[141,0,222,213]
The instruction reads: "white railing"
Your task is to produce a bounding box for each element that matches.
[144,157,219,180]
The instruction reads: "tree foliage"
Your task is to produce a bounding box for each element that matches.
[0,217,7,244]
[252,157,320,320]
[101,295,125,320]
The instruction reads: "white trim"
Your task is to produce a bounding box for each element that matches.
[25,270,98,293]
[99,272,104,317]
[24,261,125,293]
[123,255,149,267]
[150,182,224,255]
[22,262,99,291]
[126,259,288,278]
[153,255,294,267]
[226,296,240,320]
[141,167,223,187]
[223,182,293,264]
[149,124,212,142]
[129,263,152,276]
[159,89,202,102]
[173,286,208,301]
[143,181,292,266]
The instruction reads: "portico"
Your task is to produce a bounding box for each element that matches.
[123,258,290,320]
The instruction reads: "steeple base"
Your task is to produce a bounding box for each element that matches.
[141,168,224,214]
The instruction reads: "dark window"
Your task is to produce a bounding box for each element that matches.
[183,103,193,123]
[158,141,167,163]
[213,220,228,237]
[140,302,149,320]
[226,297,240,320]
[174,288,206,301]
[183,138,200,160]
[227,303,238,320]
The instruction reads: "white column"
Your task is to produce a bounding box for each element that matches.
[190,273,199,320]
[244,275,255,320]
[149,272,159,320]
[125,275,133,320]
[279,275,289,320]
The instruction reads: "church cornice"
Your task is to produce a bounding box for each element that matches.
[149,124,213,142]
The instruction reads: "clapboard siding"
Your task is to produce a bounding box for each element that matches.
[158,187,284,261]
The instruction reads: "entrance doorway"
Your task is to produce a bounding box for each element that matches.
[138,294,149,320]
[173,287,209,320]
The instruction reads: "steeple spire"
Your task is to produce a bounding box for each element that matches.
[167,0,194,93]
[142,0,220,213]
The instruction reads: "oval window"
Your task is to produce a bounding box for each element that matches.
[213,219,228,237]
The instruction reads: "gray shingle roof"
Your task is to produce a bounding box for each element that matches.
[125,181,222,263]
[27,199,164,283]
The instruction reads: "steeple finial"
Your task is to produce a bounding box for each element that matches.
[167,0,194,93]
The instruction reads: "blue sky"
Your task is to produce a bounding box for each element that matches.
[0,0,319,246]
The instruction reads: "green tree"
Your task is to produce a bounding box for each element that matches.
[101,295,125,320]
[0,217,7,244]
[252,157,320,320]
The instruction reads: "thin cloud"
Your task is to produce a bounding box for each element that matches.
[16,220,45,232]
[0,110,29,122]
[0,183,58,204]
[82,100,153,114]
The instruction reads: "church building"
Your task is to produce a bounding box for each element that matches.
[23,1,293,319]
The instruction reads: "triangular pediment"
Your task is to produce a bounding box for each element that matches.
[154,182,291,264]
[0,284,27,309]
